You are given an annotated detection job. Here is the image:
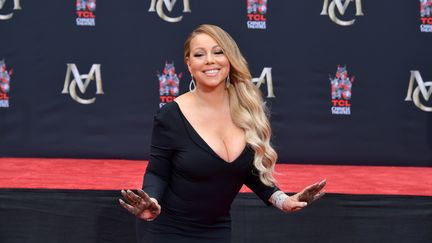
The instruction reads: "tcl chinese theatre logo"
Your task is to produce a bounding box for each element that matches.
[329,65,355,115]
[158,61,182,107]
[0,59,12,108]
[420,0,432,32]
[76,0,96,26]
[247,0,267,29]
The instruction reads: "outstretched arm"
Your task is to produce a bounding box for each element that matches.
[270,179,326,212]
[119,105,177,221]
[119,189,161,221]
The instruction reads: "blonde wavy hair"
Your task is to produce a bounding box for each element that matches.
[184,24,278,186]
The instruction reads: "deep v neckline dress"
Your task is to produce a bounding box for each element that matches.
[174,101,247,164]
[137,102,278,243]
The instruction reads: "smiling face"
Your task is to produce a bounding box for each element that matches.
[186,33,230,91]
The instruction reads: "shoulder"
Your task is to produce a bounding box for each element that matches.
[172,92,195,115]
[157,91,192,114]
[157,101,178,115]
[154,92,194,125]
[151,102,182,145]
[155,102,180,123]
[173,92,193,106]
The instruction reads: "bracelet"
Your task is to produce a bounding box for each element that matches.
[270,191,289,210]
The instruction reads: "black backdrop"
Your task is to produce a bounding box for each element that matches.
[1,0,431,166]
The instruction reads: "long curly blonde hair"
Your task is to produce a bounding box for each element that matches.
[184,24,278,186]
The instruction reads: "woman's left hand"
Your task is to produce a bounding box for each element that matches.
[282,179,326,212]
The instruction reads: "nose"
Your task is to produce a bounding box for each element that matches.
[205,52,215,64]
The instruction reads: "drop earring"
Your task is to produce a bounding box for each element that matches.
[226,75,231,89]
[189,74,196,92]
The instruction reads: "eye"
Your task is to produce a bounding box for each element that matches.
[214,50,224,55]
[193,53,204,57]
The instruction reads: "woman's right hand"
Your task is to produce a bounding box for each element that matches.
[119,189,161,221]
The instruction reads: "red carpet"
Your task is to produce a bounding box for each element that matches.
[0,158,431,196]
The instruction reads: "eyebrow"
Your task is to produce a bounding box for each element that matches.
[191,45,222,52]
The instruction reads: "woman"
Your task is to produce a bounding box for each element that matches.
[119,24,326,243]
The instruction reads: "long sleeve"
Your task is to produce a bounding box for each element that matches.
[143,106,176,202]
[244,165,279,206]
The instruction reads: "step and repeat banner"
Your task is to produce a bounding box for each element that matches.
[0,0,431,166]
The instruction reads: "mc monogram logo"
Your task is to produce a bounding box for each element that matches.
[252,67,275,98]
[148,0,191,23]
[405,71,432,112]
[320,0,364,26]
[0,0,21,20]
[62,64,104,105]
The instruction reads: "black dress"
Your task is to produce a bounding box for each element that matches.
[137,102,278,243]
